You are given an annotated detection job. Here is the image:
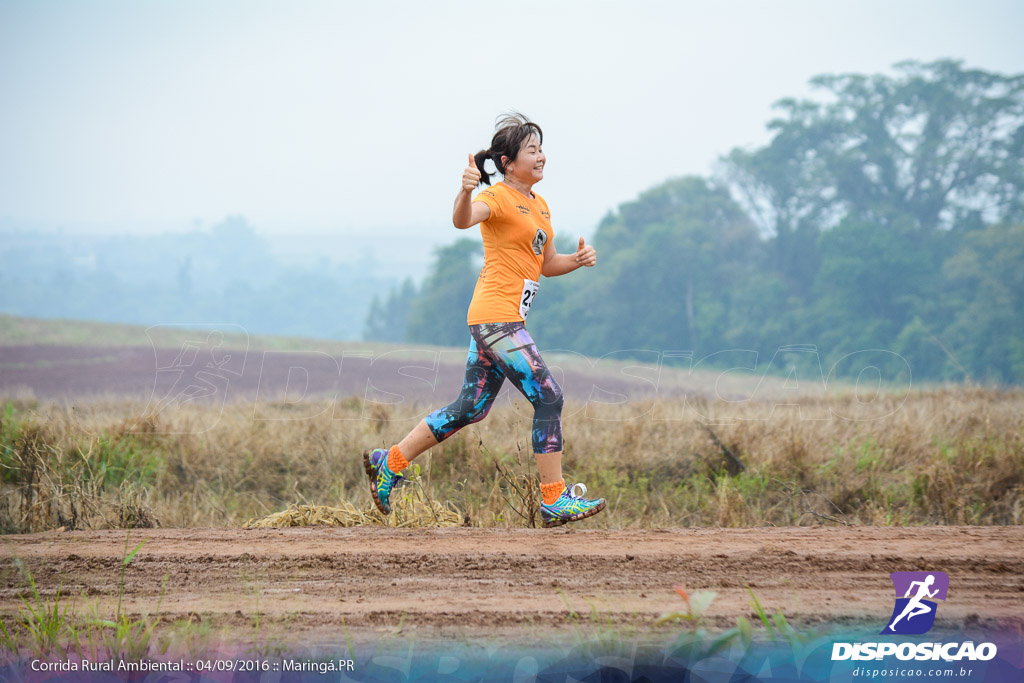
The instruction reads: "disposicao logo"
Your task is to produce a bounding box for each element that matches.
[882,571,949,635]
[831,570,998,662]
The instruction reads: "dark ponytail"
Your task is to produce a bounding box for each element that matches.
[474,112,543,187]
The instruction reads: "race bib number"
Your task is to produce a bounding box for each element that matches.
[520,279,539,320]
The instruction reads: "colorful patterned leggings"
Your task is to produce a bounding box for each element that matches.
[424,322,563,454]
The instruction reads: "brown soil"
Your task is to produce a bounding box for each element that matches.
[1,526,1021,648]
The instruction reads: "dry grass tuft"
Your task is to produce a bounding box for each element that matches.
[243,495,462,529]
[0,417,160,532]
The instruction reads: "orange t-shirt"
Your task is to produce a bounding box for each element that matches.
[467,182,553,325]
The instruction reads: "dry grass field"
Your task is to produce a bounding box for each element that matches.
[1,387,1021,532]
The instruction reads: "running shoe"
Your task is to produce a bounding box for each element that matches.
[540,482,606,528]
[363,447,403,515]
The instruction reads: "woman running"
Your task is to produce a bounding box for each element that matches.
[363,113,606,528]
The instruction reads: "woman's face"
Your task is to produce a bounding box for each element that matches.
[504,134,545,184]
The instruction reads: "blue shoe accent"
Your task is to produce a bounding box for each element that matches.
[540,482,606,528]
[363,448,402,515]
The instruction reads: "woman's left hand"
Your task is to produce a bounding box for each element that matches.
[575,237,597,267]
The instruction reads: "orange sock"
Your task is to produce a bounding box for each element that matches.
[540,479,565,505]
[387,445,409,473]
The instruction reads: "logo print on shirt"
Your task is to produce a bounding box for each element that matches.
[541,210,550,219]
[515,204,530,215]
[531,229,548,255]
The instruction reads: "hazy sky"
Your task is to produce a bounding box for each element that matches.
[2,0,1022,242]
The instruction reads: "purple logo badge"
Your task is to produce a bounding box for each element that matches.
[881,571,949,635]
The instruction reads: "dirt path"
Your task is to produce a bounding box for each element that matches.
[1,526,1022,647]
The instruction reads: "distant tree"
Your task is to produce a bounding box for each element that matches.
[718,60,1024,382]
[205,215,277,290]
[406,239,481,346]
[724,59,1024,296]
[364,278,417,342]
[939,222,1024,382]
[177,256,193,299]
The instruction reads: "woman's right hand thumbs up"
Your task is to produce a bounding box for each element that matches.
[463,153,482,192]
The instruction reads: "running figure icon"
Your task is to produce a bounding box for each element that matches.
[882,570,949,635]
[888,574,939,631]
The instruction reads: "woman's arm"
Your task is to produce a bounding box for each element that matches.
[453,191,491,229]
[541,237,597,277]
